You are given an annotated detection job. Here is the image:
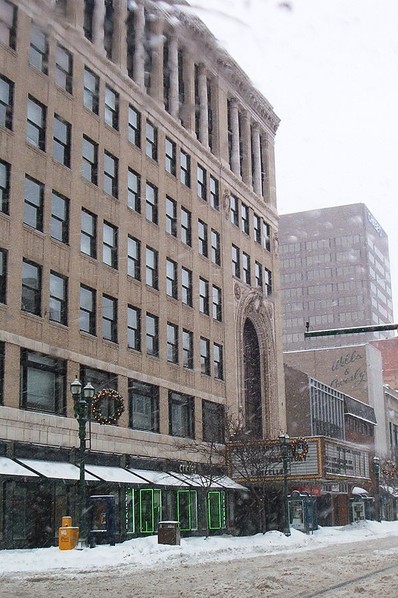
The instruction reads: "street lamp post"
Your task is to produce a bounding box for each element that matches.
[373,456,381,522]
[70,378,95,548]
[279,432,291,537]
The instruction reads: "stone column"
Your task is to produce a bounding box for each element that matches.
[149,15,164,103]
[183,49,195,132]
[113,0,128,74]
[252,123,262,196]
[198,64,209,148]
[133,1,145,88]
[69,0,84,34]
[230,98,240,176]
[93,0,106,55]
[169,35,179,118]
[241,110,252,187]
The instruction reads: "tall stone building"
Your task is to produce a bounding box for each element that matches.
[0,0,285,547]
[279,204,394,351]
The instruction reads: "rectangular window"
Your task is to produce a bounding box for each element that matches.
[103,221,118,268]
[253,213,261,244]
[198,220,208,257]
[199,277,209,315]
[127,236,141,280]
[20,350,65,414]
[264,267,272,296]
[53,114,71,167]
[242,252,251,284]
[104,85,119,130]
[51,191,69,244]
[82,135,98,184]
[211,229,221,266]
[200,337,210,376]
[128,168,141,212]
[197,164,207,200]
[146,312,159,356]
[103,150,118,198]
[167,322,179,363]
[80,365,116,391]
[230,195,239,226]
[209,175,219,210]
[212,285,222,321]
[49,271,67,325]
[128,104,141,147]
[21,259,41,315]
[145,246,158,289]
[0,0,17,50]
[263,221,271,251]
[180,150,190,187]
[255,261,263,288]
[81,208,97,258]
[169,391,194,438]
[29,23,48,74]
[83,67,99,114]
[166,196,177,237]
[0,73,13,130]
[232,245,240,278]
[103,294,117,342]
[0,159,10,214]
[55,43,73,93]
[24,175,44,231]
[213,343,224,380]
[165,137,176,176]
[203,400,225,443]
[80,284,96,334]
[181,266,192,307]
[181,207,192,246]
[182,329,193,369]
[129,379,159,432]
[166,258,178,299]
[27,96,46,150]
[0,247,7,304]
[127,305,141,351]
[145,182,158,224]
[241,203,249,235]
[145,120,157,160]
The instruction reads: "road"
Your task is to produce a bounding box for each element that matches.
[1,534,398,597]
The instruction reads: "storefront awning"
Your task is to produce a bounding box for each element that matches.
[85,465,149,485]
[352,486,369,496]
[168,472,226,488]
[16,459,98,481]
[129,468,190,486]
[215,475,248,491]
[0,456,39,478]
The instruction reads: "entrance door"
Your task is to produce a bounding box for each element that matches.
[207,491,226,531]
[177,490,198,532]
[139,488,162,534]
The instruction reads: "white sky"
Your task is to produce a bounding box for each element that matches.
[1,519,397,573]
[187,0,398,318]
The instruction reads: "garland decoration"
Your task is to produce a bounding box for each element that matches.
[290,438,309,462]
[381,459,398,479]
[91,388,124,425]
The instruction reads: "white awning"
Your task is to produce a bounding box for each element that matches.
[129,469,190,487]
[168,472,225,488]
[85,465,148,484]
[352,486,369,496]
[215,475,248,491]
[0,456,39,477]
[17,459,98,481]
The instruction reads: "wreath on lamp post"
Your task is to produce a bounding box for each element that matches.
[381,459,398,479]
[290,438,309,462]
[91,388,124,425]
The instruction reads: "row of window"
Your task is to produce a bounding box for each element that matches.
[232,244,272,295]
[5,345,224,442]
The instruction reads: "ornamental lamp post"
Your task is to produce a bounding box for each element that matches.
[279,432,291,537]
[373,456,381,523]
[70,378,95,548]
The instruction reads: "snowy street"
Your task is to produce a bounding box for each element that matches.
[1,521,398,596]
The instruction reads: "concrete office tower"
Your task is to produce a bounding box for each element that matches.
[0,0,286,546]
[279,204,394,351]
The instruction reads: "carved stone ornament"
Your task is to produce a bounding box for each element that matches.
[234,283,241,300]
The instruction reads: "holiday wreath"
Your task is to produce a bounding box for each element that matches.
[381,459,398,479]
[91,388,124,425]
[290,438,309,462]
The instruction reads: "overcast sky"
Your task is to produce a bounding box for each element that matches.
[189,0,398,318]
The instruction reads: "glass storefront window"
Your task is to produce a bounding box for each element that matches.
[207,491,226,530]
[177,489,198,531]
[139,488,162,534]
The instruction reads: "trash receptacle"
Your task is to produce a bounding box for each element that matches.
[58,516,79,550]
[158,521,180,545]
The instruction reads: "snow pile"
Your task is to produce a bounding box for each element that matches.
[2,520,398,575]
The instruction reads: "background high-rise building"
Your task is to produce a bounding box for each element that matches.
[279,204,394,351]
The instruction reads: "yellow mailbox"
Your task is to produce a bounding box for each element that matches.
[58,516,79,550]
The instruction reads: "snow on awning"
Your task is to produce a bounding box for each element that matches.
[215,475,248,491]
[85,465,148,485]
[168,472,225,488]
[352,486,369,496]
[0,456,39,477]
[17,459,98,481]
[129,469,190,487]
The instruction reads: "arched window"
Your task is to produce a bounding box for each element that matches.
[243,319,262,437]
